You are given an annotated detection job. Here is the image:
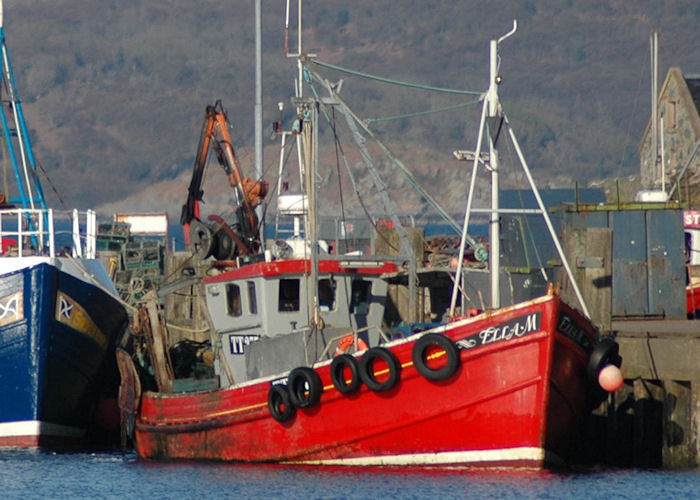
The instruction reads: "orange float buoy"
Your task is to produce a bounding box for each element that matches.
[598,364,624,392]
[334,335,368,356]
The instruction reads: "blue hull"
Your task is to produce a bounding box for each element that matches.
[0,262,128,447]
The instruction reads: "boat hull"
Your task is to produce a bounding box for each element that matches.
[0,262,128,447]
[134,293,599,467]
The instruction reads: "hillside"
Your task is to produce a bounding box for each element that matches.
[3,1,700,223]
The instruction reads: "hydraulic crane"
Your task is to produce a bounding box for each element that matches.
[181,100,268,261]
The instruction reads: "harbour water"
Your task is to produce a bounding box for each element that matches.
[1,448,698,499]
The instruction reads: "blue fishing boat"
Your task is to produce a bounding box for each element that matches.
[0,2,128,447]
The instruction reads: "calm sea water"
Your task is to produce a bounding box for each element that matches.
[0,449,698,500]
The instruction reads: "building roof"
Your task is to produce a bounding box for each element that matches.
[638,67,700,155]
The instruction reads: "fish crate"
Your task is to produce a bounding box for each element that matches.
[114,269,159,304]
[124,258,162,272]
[133,267,164,288]
[96,222,130,252]
[97,239,127,252]
[123,239,164,271]
[139,266,162,279]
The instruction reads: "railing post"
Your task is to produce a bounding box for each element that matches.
[17,210,22,258]
[38,209,45,253]
[47,208,55,257]
[87,209,96,259]
[72,208,82,257]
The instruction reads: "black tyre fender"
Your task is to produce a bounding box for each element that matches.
[412,333,460,381]
[268,384,295,422]
[359,347,401,392]
[330,354,362,394]
[287,366,323,409]
[586,337,622,383]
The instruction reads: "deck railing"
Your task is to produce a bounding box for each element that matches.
[0,208,97,259]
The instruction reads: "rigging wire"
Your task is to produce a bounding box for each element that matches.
[512,172,547,277]
[310,59,482,96]
[307,81,400,253]
[329,106,348,246]
[366,98,482,125]
[36,158,67,210]
[331,116,400,254]
[329,104,402,254]
[309,58,482,125]
[304,63,480,245]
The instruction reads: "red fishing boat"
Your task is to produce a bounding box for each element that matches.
[133,286,618,466]
[122,13,623,468]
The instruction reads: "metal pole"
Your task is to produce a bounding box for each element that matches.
[488,38,500,310]
[310,101,320,329]
[651,32,659,184]
[254,0,264,246]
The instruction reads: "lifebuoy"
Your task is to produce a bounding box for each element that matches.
[330,354,362,394]
[335,334,368,356]
[288,366,323,409]
[412,333,460,381]
[268,384,295,422]
[586,337,622,384]
[359,347,400,392]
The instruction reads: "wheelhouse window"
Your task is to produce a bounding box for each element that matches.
[350,280,371,315]
[226,284,242,317]
[278,278,300,312]
[247,281,257,315]
[318,278,336,311]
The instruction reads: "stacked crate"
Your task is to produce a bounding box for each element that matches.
[115,239,165,304]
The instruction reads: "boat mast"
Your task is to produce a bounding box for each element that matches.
[310,99,320,329]
[651,31,659,191]
[0,0,46,210]
[449,23,515,315]
[285,1,310,219]
[487,31,505,309]
[285,0,322,329]
[449,21,591,318]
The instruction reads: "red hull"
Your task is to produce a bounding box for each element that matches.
[134,293,597,467]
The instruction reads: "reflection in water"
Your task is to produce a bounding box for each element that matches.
[0,449,698,499]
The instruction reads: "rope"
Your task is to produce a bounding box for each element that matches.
[366,99,481,124]
[36,158,68,210]
[305,68,462,234]
[310,59,482,95]
[308,82,400,253]
[329,106,349,245]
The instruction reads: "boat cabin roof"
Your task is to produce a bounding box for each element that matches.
[203,258,398,284]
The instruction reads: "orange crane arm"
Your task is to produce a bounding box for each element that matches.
[180,100,267,250]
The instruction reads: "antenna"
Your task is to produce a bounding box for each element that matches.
[651,31,661,189]
[498,20,517,45]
